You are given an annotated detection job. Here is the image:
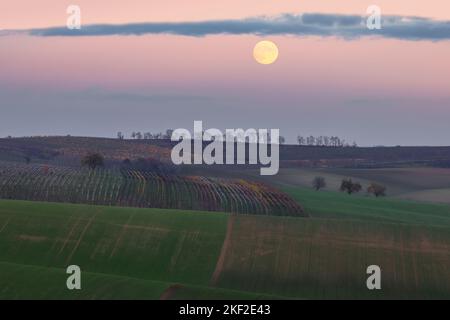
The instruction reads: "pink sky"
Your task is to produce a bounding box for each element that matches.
[1,1,450,145]
[2,0,450,28]
[2,35,449,101]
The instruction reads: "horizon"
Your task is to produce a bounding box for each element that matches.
[3,134,450,148]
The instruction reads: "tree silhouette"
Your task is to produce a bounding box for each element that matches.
[81,153,104,170]
[312,176,326,191]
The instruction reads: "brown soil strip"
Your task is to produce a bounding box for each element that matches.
[210,213,236,286]
[17,234,47,242]
[110,223,170,233]
[160,284,183,300]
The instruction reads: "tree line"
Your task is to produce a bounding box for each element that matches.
[118,130,287,144]
[297,135,357,147]
[117,130,174,140]
[312,176,386,197]
[117,131,354,147]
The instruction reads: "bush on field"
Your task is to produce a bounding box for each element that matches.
[81,153,104,169]
[340,179,362,195]
[312,176,326,191]
[367,183,387,197]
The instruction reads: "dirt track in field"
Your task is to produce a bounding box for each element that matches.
[210,213,236,286]
[159,284,183,300]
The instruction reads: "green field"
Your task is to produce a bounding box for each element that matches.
[215,215,450,299]
[0,262,168,299]
[257,167,450,205]
[1,188,450,299]
[285,187,450,227]
[0,262,277,300]
[0,201,227,285]
[0,200,285,299]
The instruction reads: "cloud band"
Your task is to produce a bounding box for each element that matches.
[4,13,450,41]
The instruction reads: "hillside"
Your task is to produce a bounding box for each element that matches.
[0,162,305,217]
[2,136,450,168]
[1,136,450,299]
[0,192,449,299]
[209,166,450,205]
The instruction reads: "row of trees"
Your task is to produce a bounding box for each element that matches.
[117,130,175,140]
[119,131,349,146]
[298,135,357,147]
[118,130,287,144]
[312,176,386,197]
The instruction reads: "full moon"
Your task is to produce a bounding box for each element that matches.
[253,40,279,65]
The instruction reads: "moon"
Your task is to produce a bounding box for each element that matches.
[253,40,279,65]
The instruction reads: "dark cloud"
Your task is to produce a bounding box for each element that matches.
[2,13,445,41]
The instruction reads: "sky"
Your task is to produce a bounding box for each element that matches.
[1,1,450,146]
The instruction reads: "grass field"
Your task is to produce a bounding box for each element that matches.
[0,261,278,300]
[1,188,450,299]
[0,201,227,291]
[229,167,450,205]
[215,214,450,299]
[284,187,450,227]
[0,200,287,300]
[0,261,169,299]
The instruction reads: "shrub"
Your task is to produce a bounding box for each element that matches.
[81,153,104,169]
[340,179,362,195]
[367,183,387,197]
[312,176,326,191]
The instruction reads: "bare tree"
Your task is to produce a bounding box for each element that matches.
[307,135,315,146]
[81,153,104,170]
[312,176,326,191]
[340,179,362,195]
[331,136,341,147]
[297,135,305,145]
[165,129,174,139]
[316,136,324,146]
[367,183,386,197]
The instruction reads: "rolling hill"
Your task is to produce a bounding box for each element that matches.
[0,162,305,217]
[1,136,450,299]
[1,189,449,299]
[2,136,450,168]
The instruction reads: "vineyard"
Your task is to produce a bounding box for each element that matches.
[0,162,305,217]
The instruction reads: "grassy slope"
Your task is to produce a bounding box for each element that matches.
[284,187,450,227]
[0,261,276,300]
[229,167,450,204]
[213,189,450,299]
[2,188,450,299]
[0,200,230,298]
[215,214,450,299]
[0,261,168,300]
[0,200,285,300]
